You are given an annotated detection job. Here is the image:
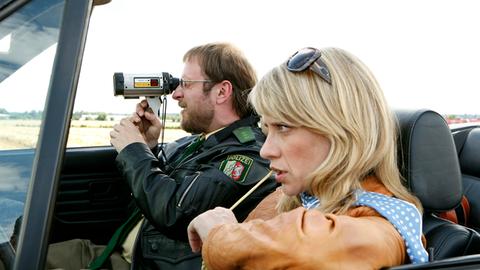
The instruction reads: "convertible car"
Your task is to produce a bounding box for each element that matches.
[1,0,480,269]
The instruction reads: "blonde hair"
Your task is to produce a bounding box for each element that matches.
[249,47,422,214]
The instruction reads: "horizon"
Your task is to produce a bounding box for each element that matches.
[2,107,480,118]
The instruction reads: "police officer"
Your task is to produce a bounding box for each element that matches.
[107,42,276,269]
[46,42,276,270]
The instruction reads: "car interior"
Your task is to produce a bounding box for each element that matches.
[3,108,480,269]
[455,127,480,232]
[45,108,480,269]
[49,147,132,245]
[389,109,480,269]
[396,109,480,260]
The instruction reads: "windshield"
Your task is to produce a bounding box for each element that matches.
[0,0,64,250]
[0,0,63,150]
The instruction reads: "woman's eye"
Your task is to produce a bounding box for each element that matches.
[263,122,293,134]
[275,124,291,132]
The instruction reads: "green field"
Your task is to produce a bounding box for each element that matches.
[0,119,188,150]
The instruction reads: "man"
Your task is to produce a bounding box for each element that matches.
[93,42,274,269]
[46,43,275,270]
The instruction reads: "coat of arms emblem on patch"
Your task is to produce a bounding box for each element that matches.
[219,154,253,182]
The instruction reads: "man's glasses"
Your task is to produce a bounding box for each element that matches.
[286,47,332,84]
[179,79,213,89]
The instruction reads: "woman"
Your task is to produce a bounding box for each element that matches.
[187,47,428,269]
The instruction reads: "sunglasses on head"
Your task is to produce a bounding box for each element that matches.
[286,47,332,84]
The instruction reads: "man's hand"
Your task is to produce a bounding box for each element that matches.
[110,117,147,153]
[130,99,163,149]
[187,207,238,253]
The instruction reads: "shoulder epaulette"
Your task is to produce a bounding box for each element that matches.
[233,126,256,144]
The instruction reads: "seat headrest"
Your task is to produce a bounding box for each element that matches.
[459,128,480,177]
[395,109,462,212]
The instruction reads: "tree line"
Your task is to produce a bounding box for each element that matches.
[0,108,181,121]
[0,108,42,120]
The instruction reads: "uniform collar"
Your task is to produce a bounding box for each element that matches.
[203,115,260,147]
[203,127,226,140]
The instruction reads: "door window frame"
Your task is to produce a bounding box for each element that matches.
[13,0,93,269]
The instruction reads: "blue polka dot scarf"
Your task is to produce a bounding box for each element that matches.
[300,192,320,210]
[300,190,428,264]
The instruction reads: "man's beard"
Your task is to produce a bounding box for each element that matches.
[180,99,214,134]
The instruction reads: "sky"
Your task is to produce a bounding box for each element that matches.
[2,0,480,115]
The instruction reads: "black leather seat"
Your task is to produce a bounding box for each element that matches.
[395,109,480,260]
[457,128,480,231]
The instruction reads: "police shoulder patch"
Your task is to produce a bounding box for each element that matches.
[219,154,253,182]
[233,126,256,144]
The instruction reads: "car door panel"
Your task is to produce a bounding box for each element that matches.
[50,146,131,245]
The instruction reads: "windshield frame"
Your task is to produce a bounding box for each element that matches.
[0,0,29,21]
[12,0,93,269]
